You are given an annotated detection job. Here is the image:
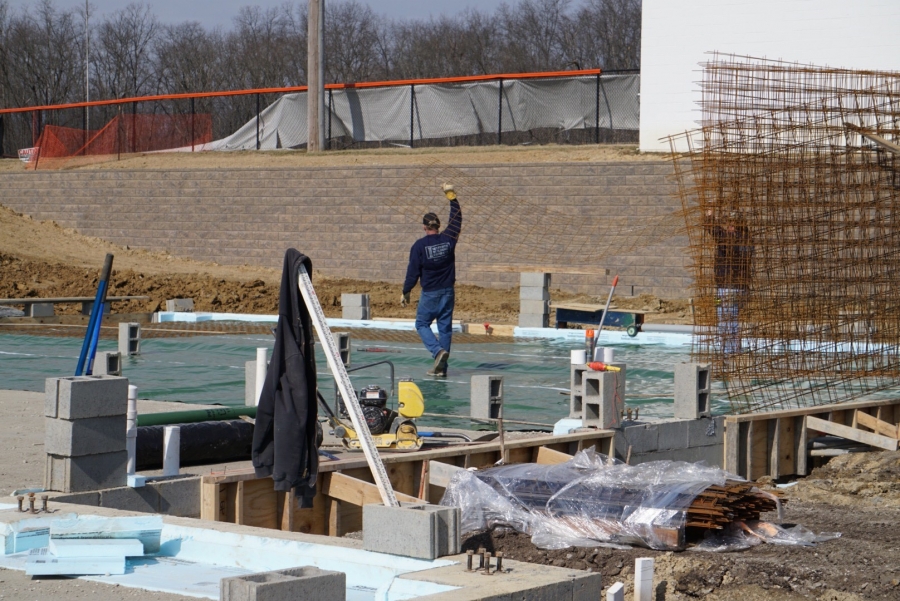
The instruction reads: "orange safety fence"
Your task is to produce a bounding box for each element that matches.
[29,113,212,170]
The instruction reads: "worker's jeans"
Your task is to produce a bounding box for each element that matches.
[416,287,455,358]
[717,287,745,356]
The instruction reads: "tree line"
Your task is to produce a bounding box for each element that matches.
[0,0,640,151]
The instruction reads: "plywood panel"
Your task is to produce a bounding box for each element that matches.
[747,421,769,481]
[238,478,279,529]
[770,418,794,478]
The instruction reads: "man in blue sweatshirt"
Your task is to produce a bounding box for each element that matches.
[401,183,462,377]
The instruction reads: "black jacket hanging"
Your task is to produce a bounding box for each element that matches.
[252,248,319,507]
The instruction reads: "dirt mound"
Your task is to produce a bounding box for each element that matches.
[780,450,900,507]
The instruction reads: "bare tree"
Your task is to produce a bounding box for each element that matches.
[568,0,641,71]
[155,22,226,93]
[324,0,386,83]
[497,0,572,73]
[91,3,160,99]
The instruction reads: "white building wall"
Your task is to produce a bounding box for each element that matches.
[639,0,900,152]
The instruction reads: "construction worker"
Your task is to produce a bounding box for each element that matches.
[704,209,752,357]
[400,183,463,377]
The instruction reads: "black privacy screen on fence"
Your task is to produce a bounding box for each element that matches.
[0,71,639,159]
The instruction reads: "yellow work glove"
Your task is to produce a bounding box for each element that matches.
[400,292,410,307]
[442,183,457,201]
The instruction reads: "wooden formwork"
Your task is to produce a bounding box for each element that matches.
[200,430,614,536]
[724,398,900,480]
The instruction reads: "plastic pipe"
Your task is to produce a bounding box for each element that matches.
[136,406,257,427]
[126,385,138,475]
[162,426,180,477]
[255,347,267,406]
[76,253,114,375]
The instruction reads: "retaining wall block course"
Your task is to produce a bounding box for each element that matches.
[45,451,128,493]
[45,415,127,456]
[100,485,159,514]
[656,419,690,451]
[151,477,202,518]
[686,416,725,447]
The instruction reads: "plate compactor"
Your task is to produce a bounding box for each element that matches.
[329,379,425,451]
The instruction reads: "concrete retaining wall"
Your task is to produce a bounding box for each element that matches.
[0,161,690,297]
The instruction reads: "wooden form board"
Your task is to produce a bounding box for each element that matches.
[724,397,900,480]
[200,430,614,537]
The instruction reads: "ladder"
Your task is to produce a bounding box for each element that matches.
[297,264,400,507]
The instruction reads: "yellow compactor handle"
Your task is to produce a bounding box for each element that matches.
[398,380,425,419]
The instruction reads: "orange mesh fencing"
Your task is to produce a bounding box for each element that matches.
[29,113,212,170]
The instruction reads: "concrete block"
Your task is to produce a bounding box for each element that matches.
[674,363,711,419]
[635,557,654,601]
[48,376,128,420]
[152,476,201,518]
[81,301,111,316]
[364,503,444,559]
[520,272,551,288]
[340,293,369,308]
[118,322,141,355]
[470,375,503,420]
[656,419,689,451]
[342,306,371,321]
[420,504,461,556]
[50,491,101,507]
[100,485,159,514]
[221,566,346,601]
[687,416,725,447]
[622,423,659,454]
[28,302,55,317]
[569,364,587,418]
[519,287,551,301]
[45,415,127,456]
[582,369,625,429]
[245,361,257,406]
[45,451,128,493]
[337,332,351,366]
[520,299,550,314]
[573,572,604,601]
[93,351,122,376]
[165,298,194,312]
[518,313,549,328]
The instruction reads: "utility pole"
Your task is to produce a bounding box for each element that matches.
[307,0,325,152]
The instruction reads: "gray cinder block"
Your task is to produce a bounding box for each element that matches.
[165,298,194,312]
[520,272,551,288]
[28,302,55,317]
[45,451,128,493]
[573,572,604,601]
[152,477,202,518]
[340,293,369,308]
[100,485,159,514]
[221,566,346,601]
[470,375,503,420]
[582,363,626,429]
[570,364,587,418]
[363,503,459,559]
[519,299,550,314]
[656,419,690,451]
[93,352,122,376]
[622,423,659,454]
[674,363,711,420]
[45,415,127,456]
[518,313,549,328]
[687,416,725,447]
[45,376,128,420]
[342,306,371,321]
[118,322,141,356]
[81,301,111,316]
[519,287,551,301]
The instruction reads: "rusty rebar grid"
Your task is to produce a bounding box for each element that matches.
[668,54,900,414]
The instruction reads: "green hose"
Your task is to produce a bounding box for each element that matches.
[136,406,257,427]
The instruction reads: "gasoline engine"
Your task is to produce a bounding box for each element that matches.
[331,379,424,451]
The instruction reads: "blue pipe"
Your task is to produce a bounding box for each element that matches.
[75,254,114,376]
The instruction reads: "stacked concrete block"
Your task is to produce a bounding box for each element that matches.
[245,361,257,406]
[45,376,129,493]
[165,298,194,312]
[28,302,55,317]
[674,363,711,419]
[337,332,351,366]
[341,293,370,321]
[221,566,346,601]
[581,363,627,429]
[570,363,587,417]
[470,375,503,420]
[519,272,551,328]
[118,322,141,356]
[363,502,461,560]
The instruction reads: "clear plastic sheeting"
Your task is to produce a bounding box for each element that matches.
[691,521,841,553]
[440,449,732,550]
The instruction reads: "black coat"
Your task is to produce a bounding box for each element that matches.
[252,249,319,507]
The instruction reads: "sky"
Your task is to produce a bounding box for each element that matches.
[3,0,512,26]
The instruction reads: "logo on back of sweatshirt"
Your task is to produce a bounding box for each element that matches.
[425,242,451,261]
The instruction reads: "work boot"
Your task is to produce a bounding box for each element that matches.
[427,350,449,377]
